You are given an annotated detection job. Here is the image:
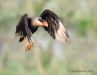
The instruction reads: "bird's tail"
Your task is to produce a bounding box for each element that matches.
[14,33,20,39]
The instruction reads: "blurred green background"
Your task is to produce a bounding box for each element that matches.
[0,0,97,75]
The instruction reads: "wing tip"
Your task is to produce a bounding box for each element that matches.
[58,37,69,43]
[44,9,50,11]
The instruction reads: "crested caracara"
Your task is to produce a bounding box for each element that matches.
[15,9,69,51]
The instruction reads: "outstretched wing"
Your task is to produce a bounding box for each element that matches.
[15,14,32,42]
[40,9,69,42]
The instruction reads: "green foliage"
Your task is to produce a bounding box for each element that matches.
[75,18,93,36]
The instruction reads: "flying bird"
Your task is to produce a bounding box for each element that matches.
[15,9,69,51]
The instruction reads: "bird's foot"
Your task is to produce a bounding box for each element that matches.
[25,43,32,51]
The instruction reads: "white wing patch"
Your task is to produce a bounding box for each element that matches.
[55,20,69,42]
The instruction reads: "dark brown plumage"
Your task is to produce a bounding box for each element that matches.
[15,9,69,51]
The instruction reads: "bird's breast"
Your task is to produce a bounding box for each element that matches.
[29,24,38,34]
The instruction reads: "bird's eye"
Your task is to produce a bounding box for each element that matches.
[38,18,45,22]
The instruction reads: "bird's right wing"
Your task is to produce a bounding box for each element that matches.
[15,14,32,42]
[24,14,32,40]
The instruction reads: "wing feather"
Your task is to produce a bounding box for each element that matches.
[15,14,32,42]
[24,14,32,41]
[40,9,69,42]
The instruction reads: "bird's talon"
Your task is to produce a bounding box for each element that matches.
[25,44,32,51]
[25,45,30,51]
[28,44,32,51]
[29,43,32,48]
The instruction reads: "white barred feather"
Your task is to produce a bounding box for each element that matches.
[55,20,69,42]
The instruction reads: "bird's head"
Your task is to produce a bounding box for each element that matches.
[31,17,48,27]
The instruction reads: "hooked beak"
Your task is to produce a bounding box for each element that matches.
[41,21,48,27]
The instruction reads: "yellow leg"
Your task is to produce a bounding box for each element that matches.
[24,37,32,51]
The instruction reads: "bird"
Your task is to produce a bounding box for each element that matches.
[14,9,69,51]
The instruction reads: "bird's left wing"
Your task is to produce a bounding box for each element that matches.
[40,9,69,42]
